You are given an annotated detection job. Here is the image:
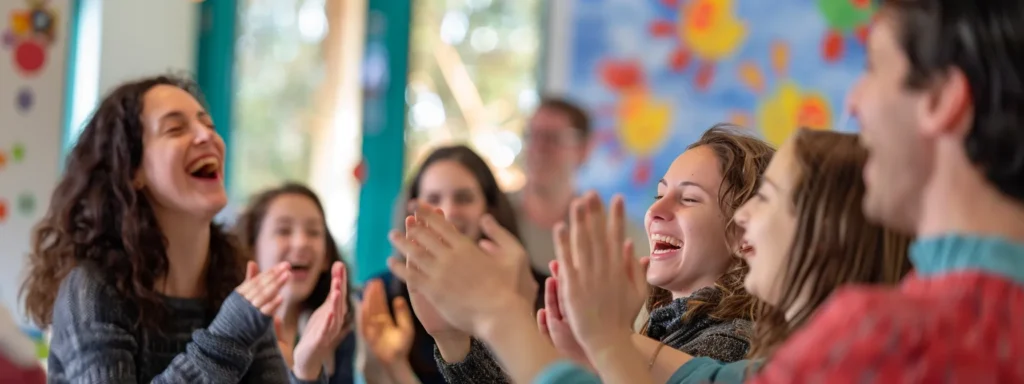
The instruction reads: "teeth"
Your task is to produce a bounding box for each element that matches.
[188,157,220,174]
[650,234,683,247]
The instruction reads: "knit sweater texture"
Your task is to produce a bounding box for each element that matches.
[47,263,324,384]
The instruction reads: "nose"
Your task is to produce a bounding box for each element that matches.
[844,77,864,119]
[192,122,214,144]
[733,201,751,229]
[647,192,676,222]
[438,198,458,220]
[290,231,314,250]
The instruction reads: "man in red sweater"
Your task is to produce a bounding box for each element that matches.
[754,1,1024,382]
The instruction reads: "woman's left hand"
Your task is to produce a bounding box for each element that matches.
[293,262,349,380]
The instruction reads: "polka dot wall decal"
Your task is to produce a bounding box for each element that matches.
[17,193,35,216]
[0,198,7,224]
[16,87,33,113]
[12,143,25,163]
[1,30,14,49]
[14,40,45,75]
[0,150,7,171]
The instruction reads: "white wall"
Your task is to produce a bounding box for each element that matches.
[0,0,72,327]
[97,0,198,93]
[69,0,198,140]
[1,0,199,327]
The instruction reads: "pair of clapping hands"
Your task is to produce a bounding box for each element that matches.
[387,192,648,373]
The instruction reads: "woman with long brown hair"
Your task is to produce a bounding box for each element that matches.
[528,129,913,383]
[21,75,345,383]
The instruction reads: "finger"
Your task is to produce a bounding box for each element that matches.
[260,295,285,315]
[252,269,290,308]
[479,214,518,250]
[387,256,411,282]
[392,296,414,334]
[246,261,258,280]
[537,308,549,337]
[549,260,560,278]
[553,222,575,274]
[413,202,464,246]
[406,225,448,254]
[568,199,591,272]
[389,230,436,273]
[608,195,627,259]
[478,239,499,256]
[583,193,606,271]
[544,277,563,320]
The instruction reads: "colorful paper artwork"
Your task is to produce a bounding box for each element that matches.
[567,0,870,221]
[3,1,59,76]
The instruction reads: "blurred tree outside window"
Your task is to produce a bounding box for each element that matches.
[232,0,365,258]
[405,0,542,191]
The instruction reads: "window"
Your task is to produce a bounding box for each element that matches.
[405,0,542,191]
[232,0,363,255]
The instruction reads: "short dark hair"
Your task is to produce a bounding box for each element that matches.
[538,97,591,138]
[883,0,1024,201]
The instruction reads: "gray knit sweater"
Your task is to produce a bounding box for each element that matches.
[433,287,751,383]
[47,263,324,384]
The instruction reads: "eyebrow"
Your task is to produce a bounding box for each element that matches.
[760,176,778,190]
[159,110,209,124]
[657,179,710,193]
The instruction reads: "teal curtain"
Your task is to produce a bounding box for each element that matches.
[354,0,413,283]
[195,0,238,193]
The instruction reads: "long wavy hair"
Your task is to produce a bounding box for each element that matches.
[234,182,356,329]
[747,129,912,359]
[643,124,775,331]
[21,75,247,329]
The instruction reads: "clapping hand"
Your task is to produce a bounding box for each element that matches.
[387,203,530,337]
[237,261,291,315]
[292,262,349,380]
[556,193,646,357]
[358,279,415,366]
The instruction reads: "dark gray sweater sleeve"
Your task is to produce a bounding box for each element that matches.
[48,266,316,383]
[433,338,511,384]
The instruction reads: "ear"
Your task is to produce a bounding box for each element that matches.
[132,170,146,190]
[919,68,973,138]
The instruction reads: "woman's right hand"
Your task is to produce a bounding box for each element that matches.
[237,261,290,315]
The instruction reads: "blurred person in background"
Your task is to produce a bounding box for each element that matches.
[235,183,358,384]
[515,97,650,276]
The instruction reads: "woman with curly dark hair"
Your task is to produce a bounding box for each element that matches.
[20,75,346,383]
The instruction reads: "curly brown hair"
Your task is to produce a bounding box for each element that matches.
[746,129,912,359]
[234,182,355,329]
[20,74,247,329]
[643,124,775,330]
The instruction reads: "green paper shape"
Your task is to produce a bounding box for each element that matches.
[11,143,25,163]
[17,193,35,216]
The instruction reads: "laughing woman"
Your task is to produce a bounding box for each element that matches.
[21,75,345,384]
[235,183,358,384]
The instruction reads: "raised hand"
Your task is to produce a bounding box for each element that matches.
[556,193,646,350]
[293,262,349,380]
[387,202,529,336]
[537,261,590,369]
[387,214,460,338]
[237,261,290,315]
[358,279,414,365]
